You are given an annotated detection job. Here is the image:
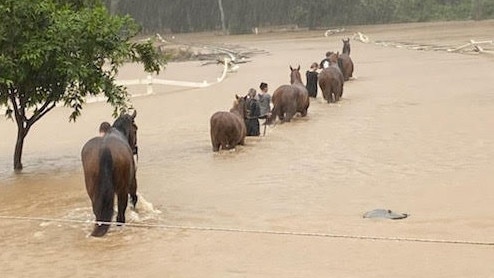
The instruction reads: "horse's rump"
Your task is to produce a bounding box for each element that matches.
[292,83,310,116]
[271,85,298,123]
[318,67,344,103]
[210,111,246,151]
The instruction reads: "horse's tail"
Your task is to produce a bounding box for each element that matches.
[268,103,279,124]
[91,147,114,237]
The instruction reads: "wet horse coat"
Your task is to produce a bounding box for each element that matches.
[270,66,310,123]
[318,53,344,103]
[81,111,138,237]
[210,95,247,151]
[339,38,354,81]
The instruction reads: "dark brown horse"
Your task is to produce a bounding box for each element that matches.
[210,95,247,151]
[342,38,351,55]
[318,52,344,103]
[81,111,138,237]
[270,66,310,123]
[339,38,354,81]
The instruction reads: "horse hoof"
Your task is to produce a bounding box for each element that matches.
[91,224,110,237]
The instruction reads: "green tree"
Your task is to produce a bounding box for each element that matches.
[0,0,165,170]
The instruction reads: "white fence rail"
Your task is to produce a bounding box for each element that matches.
[85,58,231,104]
[351,32,494,55]
[0,58,232,113]
[447,40,494,54]
[117,57,230,96]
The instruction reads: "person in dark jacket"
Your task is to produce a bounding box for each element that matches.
[306,62,319,98]
[245,88,261,136]
[258,82,271,118]
[319,51,333,69]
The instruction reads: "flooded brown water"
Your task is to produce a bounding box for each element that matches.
[1,20,494,277]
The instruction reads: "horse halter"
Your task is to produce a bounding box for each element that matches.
[126,111,138,157]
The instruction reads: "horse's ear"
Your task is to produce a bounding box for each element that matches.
[235,94,240,100]
[289,65,293,71]
[131,110,137,119]
[297,65,300,71]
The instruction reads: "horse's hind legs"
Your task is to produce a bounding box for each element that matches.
[130,193,138,210]
[212,141,221,152]
[129,175,138,210]
[330,93,336,103]
[116,193,128,225]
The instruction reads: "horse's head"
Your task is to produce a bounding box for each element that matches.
[231,94,247,119]
[289,65,302,85]
[113,110,138,155]
[342,38,351,55]
[329,52,339,65]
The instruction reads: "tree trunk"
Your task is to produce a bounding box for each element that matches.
[109,0,120,15]
[473,0,482,20]
[14,125,27,171]
[218,0,227,34]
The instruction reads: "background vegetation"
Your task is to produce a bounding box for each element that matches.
[105,0,494,34]
[0,0,164,170]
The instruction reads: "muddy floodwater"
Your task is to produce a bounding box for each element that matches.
[1,20,494,277]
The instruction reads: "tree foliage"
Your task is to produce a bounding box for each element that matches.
[0,0,165,170]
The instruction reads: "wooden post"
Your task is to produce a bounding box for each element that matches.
[146,74,153,95]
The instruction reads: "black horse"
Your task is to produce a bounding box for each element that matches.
[81,111,138,237]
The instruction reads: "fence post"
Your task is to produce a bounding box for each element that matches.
[146,74,153,95]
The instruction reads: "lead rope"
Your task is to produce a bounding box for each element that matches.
[133,145,138,169]
[0,215,493,246]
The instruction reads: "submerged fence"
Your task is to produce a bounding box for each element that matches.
[85,58,231,104]
[0,58,231,115]
[117,57,230,95]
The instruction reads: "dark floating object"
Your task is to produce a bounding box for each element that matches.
[363,209,408,220]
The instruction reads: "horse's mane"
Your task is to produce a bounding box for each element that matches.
[230,95,247,119]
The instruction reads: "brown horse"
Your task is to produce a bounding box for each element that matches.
[339,38,354,81]
[270,66,310,123]
[81,111,138,237]
[318,52,344,103]
[210,95,247,151]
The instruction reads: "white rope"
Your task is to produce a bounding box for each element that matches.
[1,215,493,246]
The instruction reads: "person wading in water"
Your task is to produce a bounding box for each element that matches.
[245,88,261,136]
[99,122,111,136]
[258,82,271,135]
[305,62,319,98]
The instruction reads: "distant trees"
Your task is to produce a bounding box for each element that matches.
[106,0,494,34]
